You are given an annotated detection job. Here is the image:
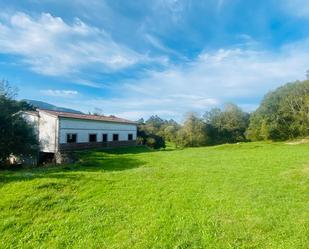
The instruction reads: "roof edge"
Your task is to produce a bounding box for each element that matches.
[38,109,137,125]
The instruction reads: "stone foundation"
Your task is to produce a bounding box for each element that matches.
[55,152,77,164]
[59,140,137,151]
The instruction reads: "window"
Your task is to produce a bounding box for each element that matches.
[113,134,119,141]
[128,134,133,141]
[67,133,77,143]
[89,134,97,142]
[102,134,108,142]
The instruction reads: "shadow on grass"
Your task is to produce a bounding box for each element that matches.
[83,145,178,155]
[76,153,145,171]
[80,145,153,155]
[97,145,177,155]
[0,147,148,186]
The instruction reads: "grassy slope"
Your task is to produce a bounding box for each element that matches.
[0,142,308,248]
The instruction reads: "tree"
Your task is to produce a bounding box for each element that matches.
[144,115,166,135]
[246,80,309,141]
[136,115,181,149]
[163,125,179,142]
[175,113,208,148]
[137,125,166,149]
[136,118,145,124]
[0,80,39,166]
[204,103,249,144]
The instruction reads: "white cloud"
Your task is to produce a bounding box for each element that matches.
[217,0,225,11]
[41,89,79,97]
[283,0,309,18]
[23,37,309,121]
[4,8,309,121]
[145,33,187,61]
[125,44,309,97]
[154,0,191,23]
[0,12,144,76]
[73,40,309,121]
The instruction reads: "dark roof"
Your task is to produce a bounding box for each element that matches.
[39,109,136,125]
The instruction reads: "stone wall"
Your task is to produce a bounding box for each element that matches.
[59,140,137,151]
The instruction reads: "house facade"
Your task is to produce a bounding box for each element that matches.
[22,109,137,154]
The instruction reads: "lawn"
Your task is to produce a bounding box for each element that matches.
[0,142,308,248]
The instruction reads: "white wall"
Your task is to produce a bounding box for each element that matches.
[38,111,58,152]
[59,118,137,144]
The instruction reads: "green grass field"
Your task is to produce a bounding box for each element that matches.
[0,142,308,248]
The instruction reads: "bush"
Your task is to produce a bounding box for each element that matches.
[146,135,165,149]
[0,80,38,167]
[137,134,166,149]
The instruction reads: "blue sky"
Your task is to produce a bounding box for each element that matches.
[1,0,309,121]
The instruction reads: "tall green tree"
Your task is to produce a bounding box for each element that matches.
[137,116,166,149]
[0,80,38,166]
[175,113,208,148]
[246,80,309,141]
[204,103,249,144]
[137,115,180,148]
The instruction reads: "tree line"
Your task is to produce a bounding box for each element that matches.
[137,103,249,148]
[138,80,309,148]
[1,79,308,166]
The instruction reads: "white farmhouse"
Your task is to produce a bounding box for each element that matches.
[22,109,137,157]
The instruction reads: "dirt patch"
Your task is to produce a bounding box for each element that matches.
[280,165,309,179]
[301,165,309,175]
[285,138,309,145]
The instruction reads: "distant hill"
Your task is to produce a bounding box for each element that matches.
[24,99,83,114]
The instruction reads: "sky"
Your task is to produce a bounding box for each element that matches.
[1,0,309,121]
